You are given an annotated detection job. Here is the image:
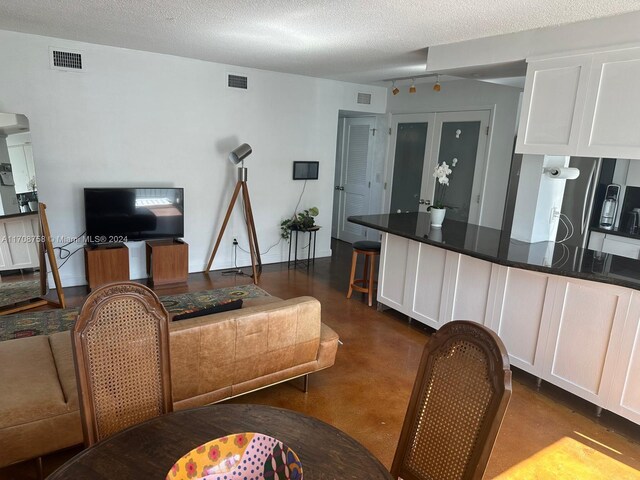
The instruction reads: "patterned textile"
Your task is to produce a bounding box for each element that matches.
[0,279,41,306]
[0,284,270,342]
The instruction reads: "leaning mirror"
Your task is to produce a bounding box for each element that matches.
[0,112,46,308]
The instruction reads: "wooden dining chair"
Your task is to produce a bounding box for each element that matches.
[391,321,512,480]
[72,281,173,446]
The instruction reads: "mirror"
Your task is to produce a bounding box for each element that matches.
[0,111,45,308]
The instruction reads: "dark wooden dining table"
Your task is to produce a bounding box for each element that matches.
[47,403,393,479]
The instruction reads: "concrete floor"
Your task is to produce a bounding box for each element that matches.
[1,238,640,479]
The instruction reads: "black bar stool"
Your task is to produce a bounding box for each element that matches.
[347,240,381,307]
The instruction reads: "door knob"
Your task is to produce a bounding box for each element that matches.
[419,199,431,205]
[335,186,340,190]
[339,186,344,191]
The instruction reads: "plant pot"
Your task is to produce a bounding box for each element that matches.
[430,207,446,227]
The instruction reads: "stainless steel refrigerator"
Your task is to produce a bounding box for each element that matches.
[555,157,601,249]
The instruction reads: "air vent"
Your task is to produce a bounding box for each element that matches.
[357,92,372,105]
[228,74,248,90]
[50,48,83,71]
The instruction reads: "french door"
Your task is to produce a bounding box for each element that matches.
[386,110,490,224]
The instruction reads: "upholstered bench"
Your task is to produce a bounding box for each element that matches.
[0,296,339,468]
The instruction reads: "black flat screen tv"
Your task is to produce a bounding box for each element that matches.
[84,187,184,243]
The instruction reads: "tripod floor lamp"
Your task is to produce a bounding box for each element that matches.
[206,143,262,283]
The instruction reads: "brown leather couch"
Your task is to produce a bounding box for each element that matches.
[0,296,339,468]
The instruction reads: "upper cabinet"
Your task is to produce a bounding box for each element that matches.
[516,55,591,155]
[578,48,640,158]
[516,46,640,159]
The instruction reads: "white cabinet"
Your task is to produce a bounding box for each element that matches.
[488,267,556,376]
[578,47,640,159]
[378,233,411,312]
[517,45,640,159]
[607,291,640,423]
[407,242,456,329]
[450,254,494,326]
[542,278,630,406]
[0,214,40,270]
[516,55,591,155]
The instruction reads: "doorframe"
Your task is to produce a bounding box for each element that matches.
[383,107,494,224]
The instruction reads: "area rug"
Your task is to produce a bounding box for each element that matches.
[0,279,42,306]
[0,284,269,341]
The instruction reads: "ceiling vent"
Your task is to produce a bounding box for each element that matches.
[357,92,372,105]
[50,48,83,71]
[227,74,248,90]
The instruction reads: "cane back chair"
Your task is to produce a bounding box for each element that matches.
[72,282,173,446]
[391,321,512,480]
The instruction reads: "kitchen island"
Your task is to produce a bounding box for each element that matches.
[349,212,640,424]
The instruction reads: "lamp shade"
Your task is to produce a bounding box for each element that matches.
[228,143,252,165]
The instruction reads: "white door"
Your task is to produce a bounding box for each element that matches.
[426,110,490,224]
[335,117,375,243]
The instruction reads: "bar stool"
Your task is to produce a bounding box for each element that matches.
[347,240,381,307]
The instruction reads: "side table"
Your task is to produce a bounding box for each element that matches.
[287,226,320,269]
[84,243,129,291]
[145,239,188,286]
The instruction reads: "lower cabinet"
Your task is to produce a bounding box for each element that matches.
[542,278,630,406]
[377,232,640,424]
[488,267,555,377]
[606,291,640,423]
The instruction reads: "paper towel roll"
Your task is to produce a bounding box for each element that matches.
[544,167,580,180]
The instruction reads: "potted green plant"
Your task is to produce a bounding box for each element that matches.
[280,207,319,240]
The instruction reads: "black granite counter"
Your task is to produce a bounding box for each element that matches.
[349,212,640,291]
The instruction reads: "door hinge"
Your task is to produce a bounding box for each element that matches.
[388,128,392,135]
[371,128,376,136]
[368,181,371,188]
[486,126,489,136]
[384,182,387,190]
[477,194,481,204]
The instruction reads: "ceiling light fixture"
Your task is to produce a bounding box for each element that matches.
[433,75,441,92]
[392,81,399,96]
[409,79,416,94]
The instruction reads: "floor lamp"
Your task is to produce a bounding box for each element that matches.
[206,144,262,283]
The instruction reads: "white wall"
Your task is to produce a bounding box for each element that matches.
[386,79,521,229]
[0,29,386,286]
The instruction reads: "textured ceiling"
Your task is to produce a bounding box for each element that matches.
[0,1,639,84]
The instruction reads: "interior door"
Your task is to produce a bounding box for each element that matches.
[336,117,375,243]
[387,114,436,213]
[425,110,490,224]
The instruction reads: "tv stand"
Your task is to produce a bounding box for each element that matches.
[145,239,188,286]
[84,243,130,291]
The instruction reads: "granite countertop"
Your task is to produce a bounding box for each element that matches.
[349,212,640,291]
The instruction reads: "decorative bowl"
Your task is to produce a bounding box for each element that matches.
[166,432,303,480]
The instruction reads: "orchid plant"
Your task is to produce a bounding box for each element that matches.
[429,157,458,210]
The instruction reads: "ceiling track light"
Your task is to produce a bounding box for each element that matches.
[433,75,441,92]
[409,79,416,94]
[392,81,399,96]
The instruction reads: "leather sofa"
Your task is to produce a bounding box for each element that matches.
[0,296,339,468]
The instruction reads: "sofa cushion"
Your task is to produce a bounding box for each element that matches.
[0,336,70,429]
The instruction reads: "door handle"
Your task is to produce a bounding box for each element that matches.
[335,185,345,191]
[339,186,344,191]
[419,199,431,205]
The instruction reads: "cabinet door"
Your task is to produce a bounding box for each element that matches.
[516,55,591,155]
[607,292,640,423]
[407,243,456,329]
[578,47,640,159]
[450,254,493,325]
[543,278,630,406]
[377,233,411,313]
[488,267,555,376]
